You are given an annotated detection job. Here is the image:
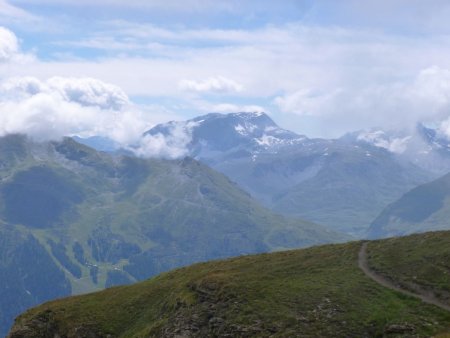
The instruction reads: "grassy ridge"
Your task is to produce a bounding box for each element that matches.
[9,234,450,337]
[367,231,450,306]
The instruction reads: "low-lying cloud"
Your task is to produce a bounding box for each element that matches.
[0,76,149,144]
[133,121,196,159]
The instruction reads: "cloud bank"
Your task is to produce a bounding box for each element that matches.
[0,76,150,144]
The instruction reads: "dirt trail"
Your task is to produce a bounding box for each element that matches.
[358,242,450,312]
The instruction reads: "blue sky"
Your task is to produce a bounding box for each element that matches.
[2,0,450,143]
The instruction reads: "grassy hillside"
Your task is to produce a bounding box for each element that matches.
[9,232,450,337]
[0,135,346,336]
[367,231,450,306]
[368,172,450,238]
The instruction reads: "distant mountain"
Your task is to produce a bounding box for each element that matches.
[9,231,450,338]
[72,135,121,152]
[347,123,450,175]
[145,112,306,160]
[0,134,345,337]
[368,170,450,238]
[146,113,433,236]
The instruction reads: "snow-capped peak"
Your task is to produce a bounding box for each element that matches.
[143,111,307,157]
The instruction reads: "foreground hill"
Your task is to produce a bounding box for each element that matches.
[9,231,450,337]
[368,171,450,238]
[144,112,432,236]
[0,134,345,337]
[367,232,450,308]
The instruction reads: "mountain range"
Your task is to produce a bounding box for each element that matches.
[144,112,443,236]
[4,111,450,335]
[0,134,345,337]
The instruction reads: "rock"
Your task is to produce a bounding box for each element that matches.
[384,323,415,334]
[209,317,224,327]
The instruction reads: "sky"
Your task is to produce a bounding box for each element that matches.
[2,0,450,148]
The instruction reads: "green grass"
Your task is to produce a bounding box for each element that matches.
[367,231,450,305]
[10,234,450,337]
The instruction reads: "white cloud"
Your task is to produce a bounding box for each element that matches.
[133,121,197,159]
[6,17,450,138]
[22,21,450,101]
[0,26,19,62]
[0,0,37,23]
[179,76,243,94]
[315,0,450,34]
[274,89,341,117]
[201,102,265,114]
[9,0,239,11]
[356,131,411,154]
[1,76,44,95]
[46,77,129,110]
[274,66,450,135]
[2,76,130,110]
[0,26,34,64]
[0,76,153,144]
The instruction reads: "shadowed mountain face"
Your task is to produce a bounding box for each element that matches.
[0,226,71,338]
[145,112,433,236]
[368,171,450,239]
[8,231,450,338]
[2,166,84,228]
[0,134,346,337]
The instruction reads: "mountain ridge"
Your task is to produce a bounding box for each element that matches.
[0,134,345,337]
[368,170,450,238]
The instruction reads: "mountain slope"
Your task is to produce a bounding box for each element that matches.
[268,142,430,235]
[8,231,450,338]
[367,232,450,306]
[0,225,71,337]
[368,171,450,238]
[0,134,345,337]
[146,112,432,236]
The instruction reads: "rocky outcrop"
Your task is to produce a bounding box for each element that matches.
[8,310,114,338]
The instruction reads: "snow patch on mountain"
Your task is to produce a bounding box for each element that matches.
[234,122,257,135]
